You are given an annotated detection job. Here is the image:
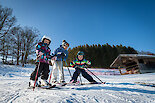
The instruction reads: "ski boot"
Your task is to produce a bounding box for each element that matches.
[40,79,52,86]
[67,80,80,86]
[59,81,67,86]
[29,80,39,88]
[51,81,58,85]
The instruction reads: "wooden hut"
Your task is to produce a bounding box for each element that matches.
[110,54,155,74]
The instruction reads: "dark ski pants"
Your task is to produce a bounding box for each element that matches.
[30,62,50,81]
[71,67,96,82]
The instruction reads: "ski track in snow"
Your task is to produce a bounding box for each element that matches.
[0,64,155,103]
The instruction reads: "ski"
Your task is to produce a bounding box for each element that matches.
[39,85,57,89]
[66,83,81,86]
[80,82,106,85]
[54,83,68,87]
[64,82,106,86]
[135,82,155,87]
[28,84,61,90]
[52,82,81,87]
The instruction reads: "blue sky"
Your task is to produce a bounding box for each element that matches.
[0,0,155,53]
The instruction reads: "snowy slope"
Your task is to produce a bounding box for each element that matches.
[0,64,155,103]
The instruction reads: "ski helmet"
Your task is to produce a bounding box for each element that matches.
[77,51,84,56]
[62,40,69,47]
[41,35,51,44]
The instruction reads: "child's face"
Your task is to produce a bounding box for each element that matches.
[44,39,50,44]
[78,55,83,60]
[63,46,68,50]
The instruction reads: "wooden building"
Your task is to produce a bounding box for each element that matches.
[110,54,155,74]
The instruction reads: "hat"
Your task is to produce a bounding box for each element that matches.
[77,51,84,56]
[41,35,51,43]
[62,40,69,47]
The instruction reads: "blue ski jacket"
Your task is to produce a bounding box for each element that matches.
[53,45,68,61]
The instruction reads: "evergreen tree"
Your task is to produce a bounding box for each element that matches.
[67,44,137,68]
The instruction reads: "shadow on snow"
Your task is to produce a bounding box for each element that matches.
[75,83,155,95]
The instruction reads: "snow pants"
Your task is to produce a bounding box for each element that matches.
[51,61,65,82]
[71,67,96,82]
[30,62,50,81]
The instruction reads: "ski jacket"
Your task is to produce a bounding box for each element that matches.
[70,58,91,69]
[36,42,52,64]
[53,45,68,61]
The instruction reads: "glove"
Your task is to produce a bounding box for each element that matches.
[37,52,44,59]
[57,52,66,57]
[60,53,66,57]
[83,63,88,68]
[49,61,53,66]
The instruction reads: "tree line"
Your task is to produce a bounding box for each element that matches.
[66,44,138,68]
[0,5,39,66]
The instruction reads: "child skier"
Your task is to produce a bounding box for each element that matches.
[30,35,52,87]
[70,51,97,84]
[51,40,69,84]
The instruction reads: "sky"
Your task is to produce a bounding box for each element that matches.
[0,0,155,53]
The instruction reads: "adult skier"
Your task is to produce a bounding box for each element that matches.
[51,40,69,84]
[30,35,52,87]
[70,51,97,84]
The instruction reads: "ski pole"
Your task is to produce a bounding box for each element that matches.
[33,60,40,91]
[85,67,105,84]
[61,58,65,82]
[49,68,52,84]
[65,61,72,78]
[67,67,72,78]
[49,55,57,83]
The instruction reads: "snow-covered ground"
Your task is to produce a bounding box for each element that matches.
[0,64,155,103]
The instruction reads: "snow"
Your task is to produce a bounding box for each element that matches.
[0,64,155,103]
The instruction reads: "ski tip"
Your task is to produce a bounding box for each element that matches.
[101,82,106,84]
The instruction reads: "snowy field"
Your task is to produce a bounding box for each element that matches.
[0,64,155,103]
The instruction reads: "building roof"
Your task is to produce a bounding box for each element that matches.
[110,54,155,68]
